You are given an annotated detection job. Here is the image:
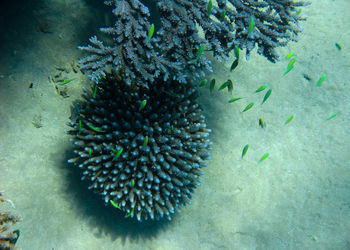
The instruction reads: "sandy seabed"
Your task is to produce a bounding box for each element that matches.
[0,0,349,249]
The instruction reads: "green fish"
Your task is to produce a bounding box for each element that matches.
[315,74,326,87]
[283,58,296,76]
[139,99,147,111]
[58,78,74,85]
[241,144,249,159]
[335,43,342,51]
[296,9,302,16]
[284,115,294,125]
[88,148,92,158]
[147,24,154,42]
[199,79,208,87]
[247,18,255,38]
[131,179,135,188]
[258,118,266,129]
[261,89,272,104]
[163,90,180,98]
[255,85,267,93]
[207,0,212,16]
[87,124,104,132]
[78,119,82,132]
[209,79,215,93]
[220,10,226,21]
[194,44,205,64]
[171,125,174,131]
[218,81,229,91]
[143,136,149,147]
[234,46,240,59]
[93,84,97,98]
[258,153,269,164]
[110,200,121,209]
[285,52,295,60]
[326,113,337,121]
[228,97,242,103]
[241,102,254,113]
[227,79,233,94]
[125,209,133,218]
[112,148,123,159]
[230,58,239,72]
[97,74,104,83]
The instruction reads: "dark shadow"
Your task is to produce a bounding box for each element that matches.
[53,145,173,244]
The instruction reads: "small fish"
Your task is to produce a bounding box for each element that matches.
[97,74,104,83]
[209,79,215,93]
[315,74,326,87]
[228,97,242,103]
[143,136,149,147]
[207,0,212,16]
[241,102,254,113]
[58,78,74,85]
[29,82,33,88]
[171,125,174,131]
[87,124,103,132]
[261,89,272,104]
[125,209,133,218]
[199,79,208,87]
[218,81,229,91]
[284,115,294,125]
[78,119,82,132]
[258,118,266,129]
[303,73,312,81]
[296,9,302,16]
[247,18,255,38]
[93,84,97,98]
[147,24,154,42]
[234,46,240,59]
[283,58,296,76]
[220,10,226,21]
[112,148,123,159]
[163,90,180,98]
[326,113,337,121]
[241,144,249,159]
[285,52,295,60]
[335,43,342,51]
[110,200,121,209]
[131,179,135,188]
[230,58,239,72]
[194,44,205,64]
[227,79,233,94]
[139,99,147,111]
[258,153,269,164]
[88,148,92,158]
[255,85,267,93]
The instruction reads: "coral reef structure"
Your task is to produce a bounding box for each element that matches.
[0,192,20,250]
[79,0,310,86]
[67,73,212,221]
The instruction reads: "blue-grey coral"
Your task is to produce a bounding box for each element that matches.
[67,73,212,221]
[78,0,310,86]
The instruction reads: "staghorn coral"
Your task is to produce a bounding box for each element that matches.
[67,73,212,221]
[79,0,181,86]
[0,192,20,250]
[217,0,311,62]
[79,0,310,87]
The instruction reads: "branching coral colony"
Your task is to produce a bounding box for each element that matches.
[0,192,20,250]
[79,0,310,86]
[69,0,310,221]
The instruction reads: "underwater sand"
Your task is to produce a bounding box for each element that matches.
[0,0,349,249]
